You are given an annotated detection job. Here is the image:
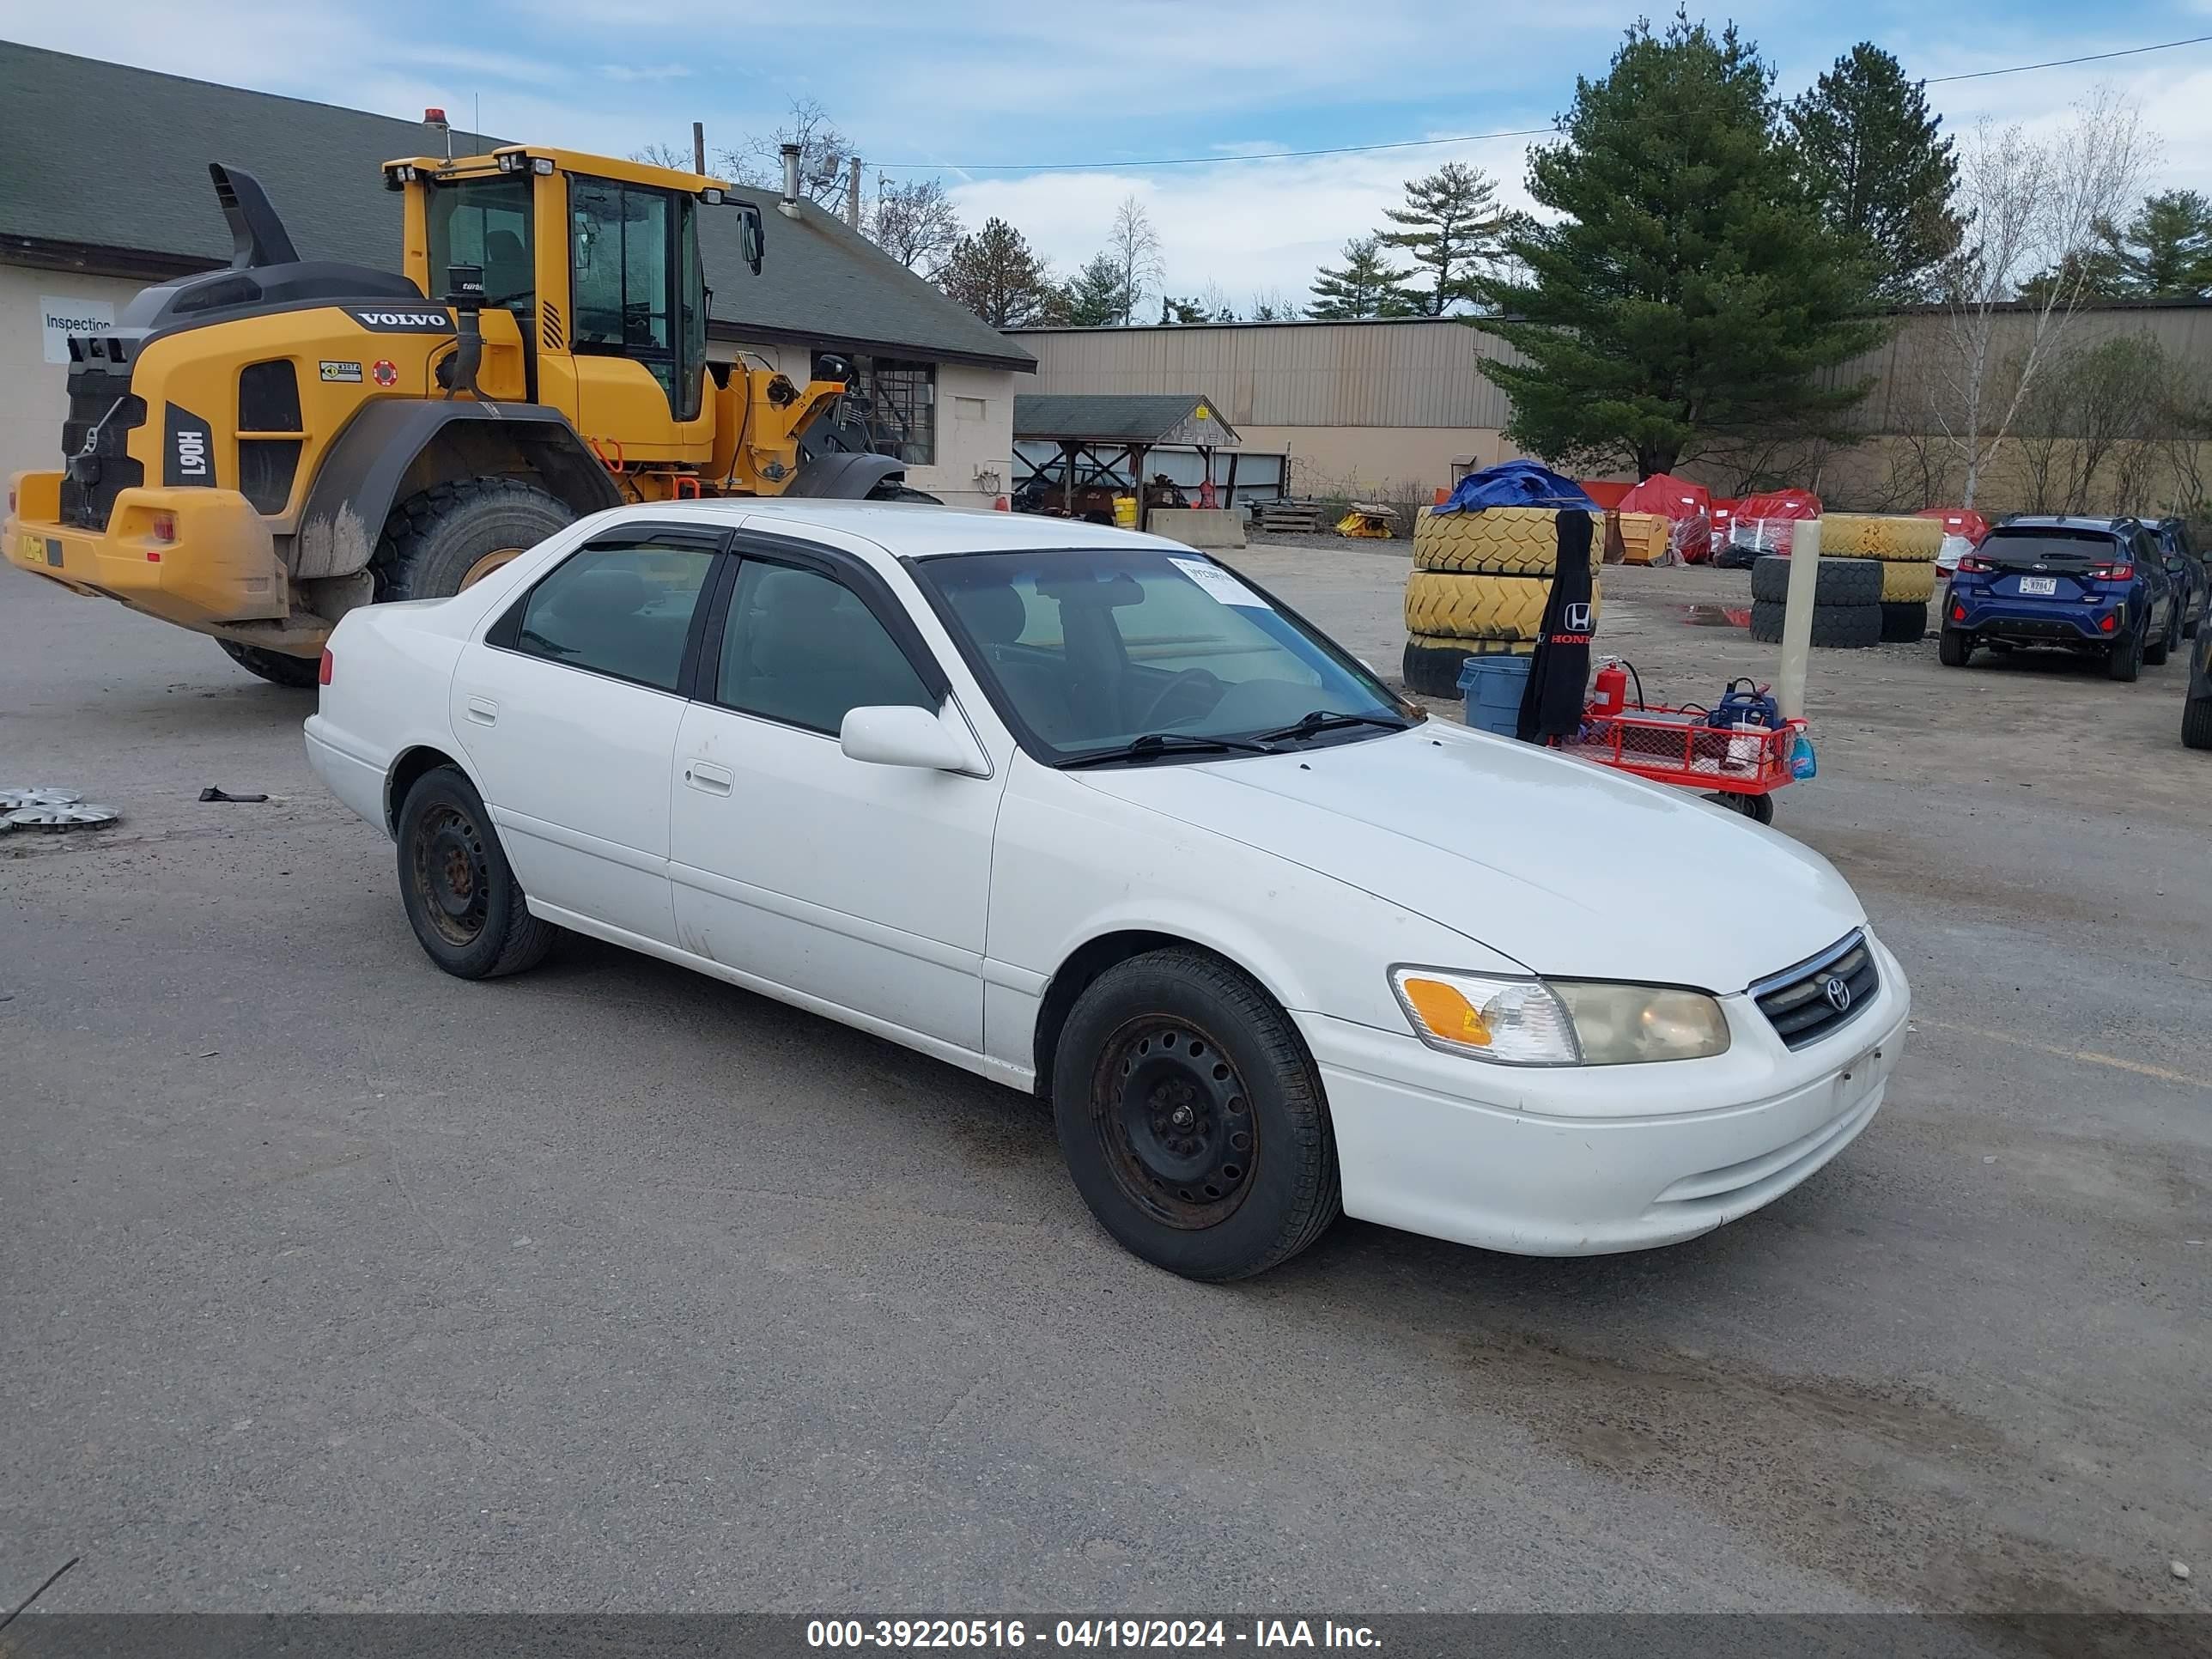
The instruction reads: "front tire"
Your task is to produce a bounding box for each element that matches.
[395,765,558,980]
[1053,950,1340,1280]
[374,477,576,602]
[217,638,321,688]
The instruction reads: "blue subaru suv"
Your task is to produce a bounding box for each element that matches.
[1941,516,2179,682]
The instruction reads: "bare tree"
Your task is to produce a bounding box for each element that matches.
[1248,287,1297,322]
[1196,280,1237,321]
[1929,87,2153,506]
[1106,195,1164,325]
[716,97,850,207]
[869,179,964,275]
[631,142,693,170]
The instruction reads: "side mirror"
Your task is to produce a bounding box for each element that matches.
[738,204,764,276]
[840,704,979,772]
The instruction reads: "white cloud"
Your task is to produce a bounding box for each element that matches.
[601,63,694,83]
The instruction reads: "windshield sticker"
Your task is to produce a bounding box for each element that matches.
[1170,556,1267,609]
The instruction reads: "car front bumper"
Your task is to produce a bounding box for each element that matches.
[1301,933,1911,1256]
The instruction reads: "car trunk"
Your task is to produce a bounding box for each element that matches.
[1977,534,2119,602]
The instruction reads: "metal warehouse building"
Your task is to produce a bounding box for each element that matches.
[0,43,1034,507]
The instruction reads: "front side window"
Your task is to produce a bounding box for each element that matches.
[716,560,936,734]
[427,174,535,323]
[918,548,1409,759]
[509,537,715,690]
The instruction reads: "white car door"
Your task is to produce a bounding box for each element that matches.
[452,521,726,947]
[667,539,1003,1052]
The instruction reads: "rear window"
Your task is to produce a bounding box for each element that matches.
[1980,530,2124,564]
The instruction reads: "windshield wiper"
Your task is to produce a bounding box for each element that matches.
[1057,732,1278,769]
[1256,708,1413,744]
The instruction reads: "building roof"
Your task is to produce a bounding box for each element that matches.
[0,42,1032,373]
[1013,394,1240,447]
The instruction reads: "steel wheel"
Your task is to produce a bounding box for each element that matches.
[1091,1017,1256,1230]
[459,545,525,590]
[409,802,489,950]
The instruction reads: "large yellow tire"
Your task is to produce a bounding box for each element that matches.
[1404,570,1602,641]
[1881,560,1936,603]
[1413,506,1603,575]
[1823,513,1943,562]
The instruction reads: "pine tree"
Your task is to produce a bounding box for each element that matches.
[1060,254,1130,327]
[2103,191,2212,298]
[938,217,1056,328]
[1377,162,1507,314]
[1786,43,1960,301]
[1307,236,1415,319]
[1478,13,1883,479]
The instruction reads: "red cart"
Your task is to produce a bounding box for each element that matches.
[1567,701,1804,824]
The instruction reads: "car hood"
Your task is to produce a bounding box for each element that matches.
[1069,723,1864,992]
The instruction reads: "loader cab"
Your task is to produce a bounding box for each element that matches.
[393,147,755,465]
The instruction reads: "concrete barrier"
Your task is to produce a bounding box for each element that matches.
[1146,507,1247,550]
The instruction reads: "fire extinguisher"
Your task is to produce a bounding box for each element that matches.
[1593,658,1629,717]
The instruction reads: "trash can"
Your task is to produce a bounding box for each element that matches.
[1456,653,1531,738]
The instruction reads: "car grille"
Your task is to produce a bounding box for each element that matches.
[1750,930,1879,1050]
[58,359,146,532]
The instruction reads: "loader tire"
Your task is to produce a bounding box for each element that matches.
[1412,506,1603,576]
[1879,600,1929,643]
[1404,570,1601,642]
[1402,635,1528,699]
[1748,599,1882,649]
[373,477,577,603]
[217,639,321,688]
[1880,560,1936,603]
[1748,555,1883,606]
[1821,513,1943,562]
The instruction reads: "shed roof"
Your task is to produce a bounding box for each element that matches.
[0,42,1033,373]
[1013,394,1240,447]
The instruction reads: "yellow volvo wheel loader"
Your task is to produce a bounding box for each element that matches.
[4,145,924,685]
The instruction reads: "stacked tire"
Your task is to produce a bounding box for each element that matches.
[1822,513,1942,642]
[1403,507,1603,697]
[1746,556,1885,647]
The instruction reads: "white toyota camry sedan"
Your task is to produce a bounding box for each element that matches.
[306,501,1908,1279]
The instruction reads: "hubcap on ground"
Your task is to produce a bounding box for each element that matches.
[1091,1018,1255,1230]
[411,804,489,947]
[459,546,525,590]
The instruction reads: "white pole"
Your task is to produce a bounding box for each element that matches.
[1776,519,1820,720]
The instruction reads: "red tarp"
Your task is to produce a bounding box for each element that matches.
[1617,471,1714,562]
[1917,507,1990,545]
[1578,479,1634,509]
[1729,489,1822,557]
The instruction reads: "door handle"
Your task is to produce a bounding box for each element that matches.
[465,696,499,726]
[683,759,735,796]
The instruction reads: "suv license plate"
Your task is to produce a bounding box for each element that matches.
[2019,576,2057,595]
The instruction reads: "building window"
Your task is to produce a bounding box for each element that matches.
[817,352,935,466]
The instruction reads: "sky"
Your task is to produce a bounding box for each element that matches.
[6,0,2212,309]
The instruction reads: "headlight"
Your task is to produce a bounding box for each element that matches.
[1389,968,1729,1066]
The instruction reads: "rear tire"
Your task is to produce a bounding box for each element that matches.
[2107,625,2143,682]
[2185,694,2212,750]
[217,638,320,688]
[395,765,559,980]
[374,477,576,603]
[1053,949,1340,1280]
[1937,629,1973,667]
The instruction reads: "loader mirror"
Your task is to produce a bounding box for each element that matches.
[738,204,764,276]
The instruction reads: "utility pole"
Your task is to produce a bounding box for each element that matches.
[848,156,863,230]
[691,121,705,175]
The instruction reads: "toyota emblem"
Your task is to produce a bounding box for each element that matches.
[1823,975,1852,1012]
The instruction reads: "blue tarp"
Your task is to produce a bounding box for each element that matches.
[1436,460,1598,514]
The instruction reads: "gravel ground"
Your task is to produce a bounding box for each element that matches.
[2,539,2206,1623]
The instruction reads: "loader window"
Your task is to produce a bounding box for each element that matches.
[427,175,535,324]
[571,179,702,422]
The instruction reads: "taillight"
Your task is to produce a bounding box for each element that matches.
[1958,555,1996,574]
[151,513,176,543]
[317,647,334,686]
[2087,562,2132,580]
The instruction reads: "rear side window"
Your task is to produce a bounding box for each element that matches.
[510,538,716,690]
[715,560,936,733]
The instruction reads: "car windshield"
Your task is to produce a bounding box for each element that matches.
[1981,531,2124,566]
[916,546,1416,763]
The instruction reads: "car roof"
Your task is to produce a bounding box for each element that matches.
[579,499,1199,564]
[1994,515,2136,533]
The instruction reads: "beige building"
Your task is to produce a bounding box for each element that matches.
[1015,304,2212,514]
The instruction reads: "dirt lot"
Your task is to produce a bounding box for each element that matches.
[2,535,2207,1623]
